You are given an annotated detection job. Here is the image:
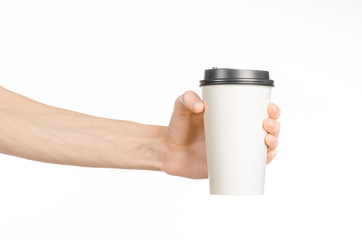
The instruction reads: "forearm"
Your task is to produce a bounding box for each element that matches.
[0,87,166,170]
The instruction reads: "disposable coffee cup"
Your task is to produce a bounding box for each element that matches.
[200,68,275,195]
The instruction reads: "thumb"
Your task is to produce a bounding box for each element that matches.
[175,90,204,114]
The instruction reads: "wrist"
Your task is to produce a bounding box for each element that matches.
[111,121,168,171]
[153,127,167,171]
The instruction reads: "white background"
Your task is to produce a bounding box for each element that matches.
[1,0,362,239]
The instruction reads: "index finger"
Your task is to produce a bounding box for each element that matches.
[267,103,280,120]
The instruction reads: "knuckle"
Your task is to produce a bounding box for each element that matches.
[274,138,279,148]
[276,121,281,132]
[270,120,280,134]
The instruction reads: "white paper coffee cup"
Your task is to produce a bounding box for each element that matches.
[200,68,274,195]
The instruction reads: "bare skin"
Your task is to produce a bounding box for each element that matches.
[0,87,280,179]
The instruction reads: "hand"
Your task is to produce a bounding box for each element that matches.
[162,90,281,179]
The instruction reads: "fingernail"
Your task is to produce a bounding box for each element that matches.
[192,101,202,110]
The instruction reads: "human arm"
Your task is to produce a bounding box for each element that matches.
[0,86,166,170]
[0,87,280,179]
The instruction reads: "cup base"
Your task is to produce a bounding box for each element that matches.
[210,191,264,196]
